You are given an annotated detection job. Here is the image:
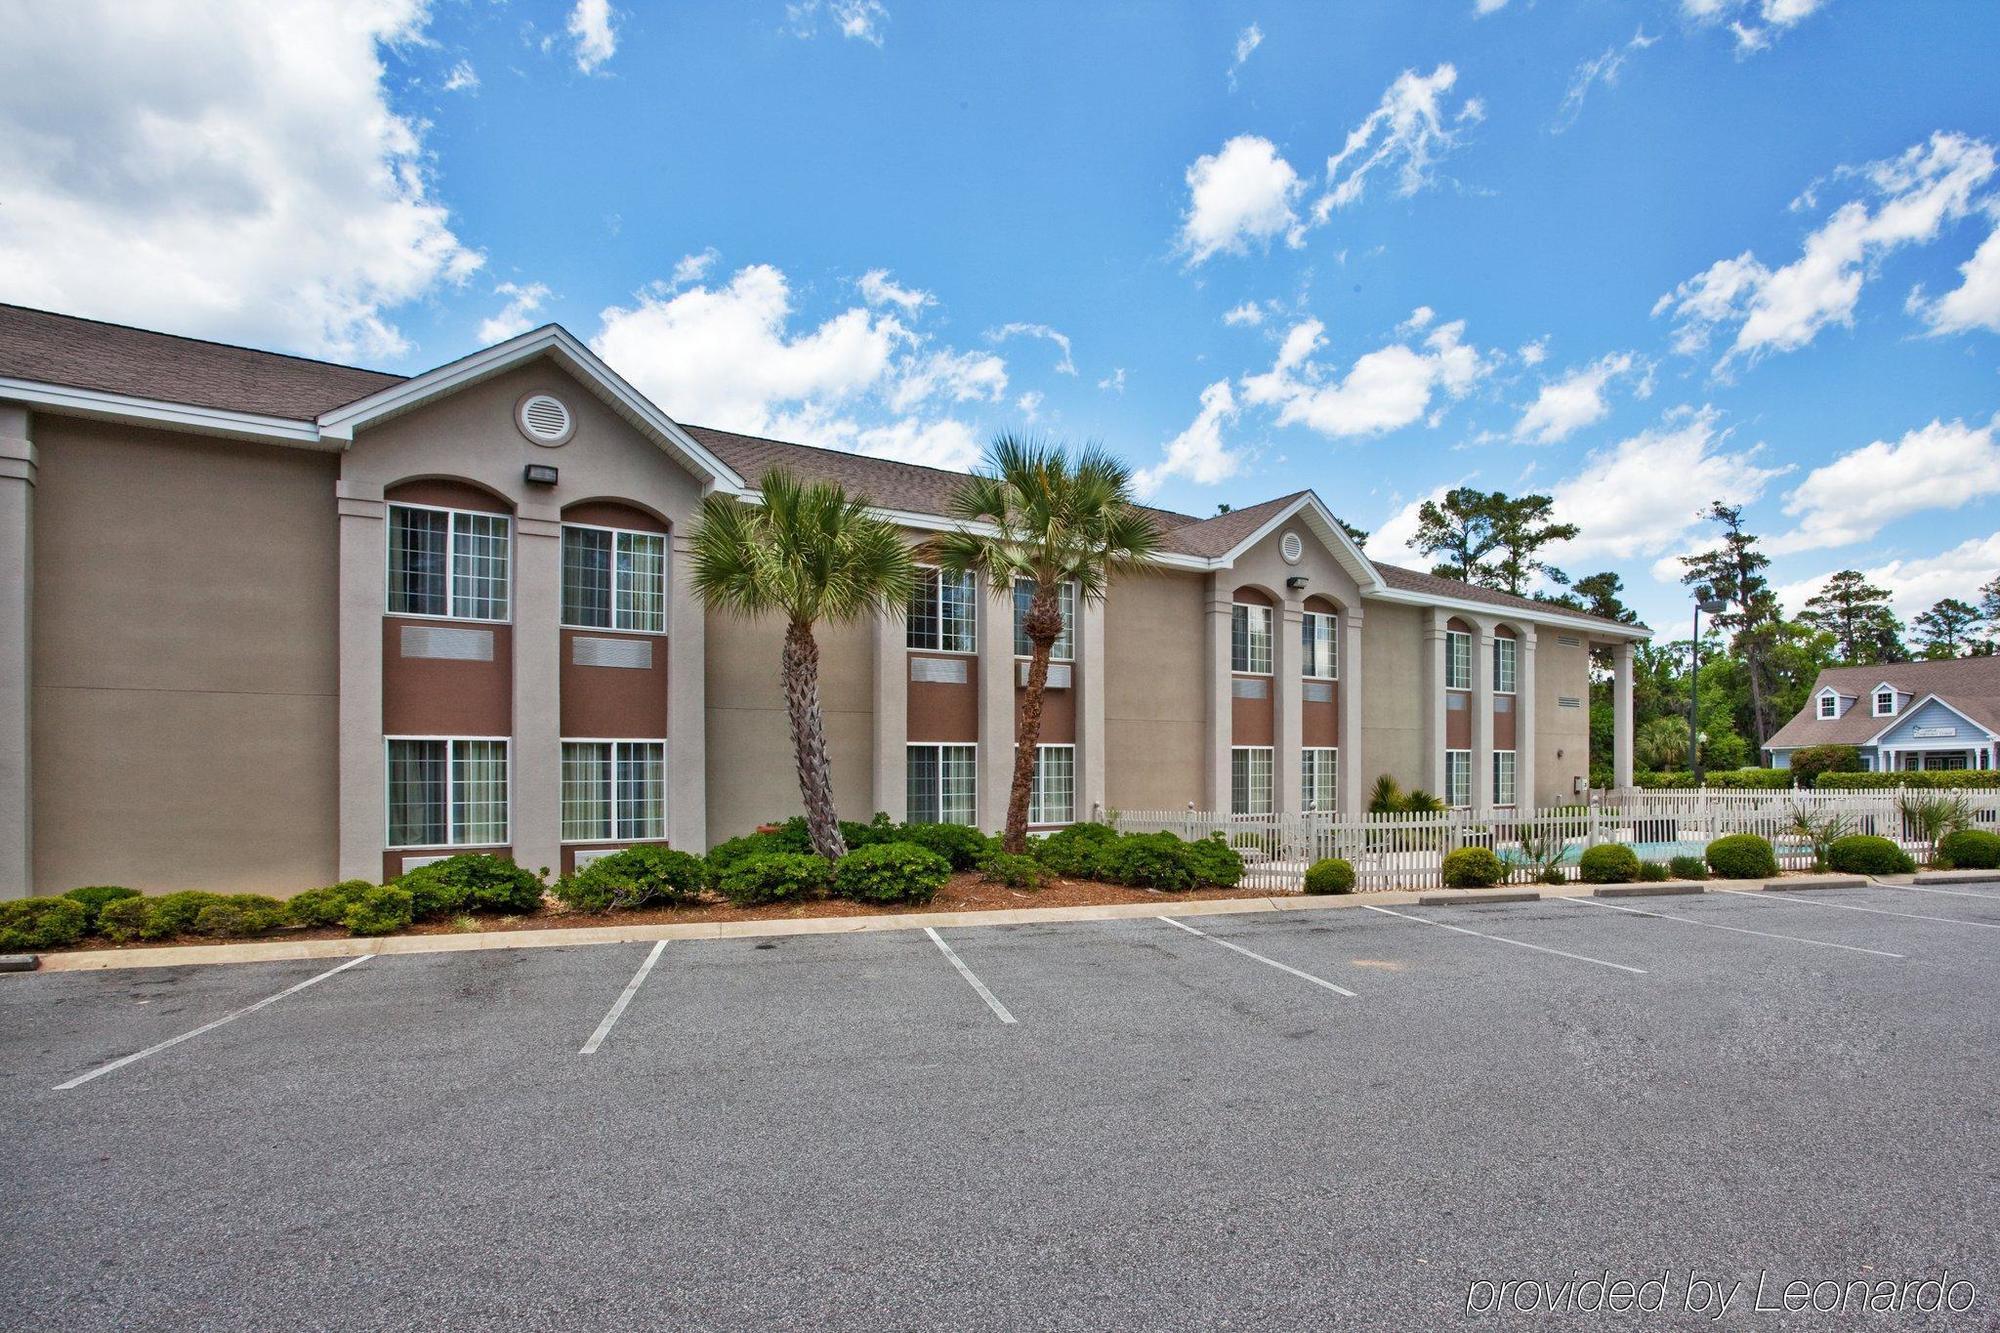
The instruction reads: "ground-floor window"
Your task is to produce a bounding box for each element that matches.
[1444,749,1472,809]
[1302,747,1337,813]
[387,737,508,848]
[561,740,666,842]
[1231,746,1273,816]
[1027,744,1075,826]
[908,744,977,825]
[1493,749,1517,807]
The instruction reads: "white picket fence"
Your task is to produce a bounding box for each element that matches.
[1112,787,2000,893]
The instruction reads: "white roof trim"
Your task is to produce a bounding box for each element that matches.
[1862,694,1995,747]
[1370,585,1651,639]
[0,377,327,448]
[317,325,751,496]
[1212,493,1387,593]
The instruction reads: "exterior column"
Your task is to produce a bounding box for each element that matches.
[336,480,387,883]
[511,508,562,878]
[1612,639,1635,791]
[1204,575,1233,812]
[975,572,1013,832]
[0,407,32,897]
[1339,606,1364,815]
[871,602,908,823]
[1275,595,1304,813]
[1424,608,1448,796]
[1517,628,1538,810]
[1077,595,1107,823]
[668,530,708,851]
[1472,621,1496,812]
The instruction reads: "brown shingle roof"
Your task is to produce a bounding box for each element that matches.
[0,303,404,420]
[1763,657,2000,751]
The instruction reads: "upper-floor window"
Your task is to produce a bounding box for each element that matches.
[388,503,509,621]
[1302,611,1338,680]
[1493,636,1517,695]
[909,567,977,653]
[1232,603,1274,675]
[1445,629,1472,691]
[1873,688,1897,717]
[562,524,665,633]
[1817,692,1839,720]
[1014,578,1075,660]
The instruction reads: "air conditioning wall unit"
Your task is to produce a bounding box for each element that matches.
[1019,661,1073,689]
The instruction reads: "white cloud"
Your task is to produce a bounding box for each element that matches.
[1399,305,1435,332]
[1771,417,2000,553]
[444,60,480,93]
[884,347,1007,413]
[858,268,934,313]
[1681,0,1834,54]
[1228,23,1262,88]
[1544,407,1788,564]
[1177,135,1306,264]
[1313,64,1481,218]
[1369,483,1457,569]
[672,248,720,288]
[1655,132,1996,367]
[477,281,551,343]
[847,417,981,470]
[1098,367,1127,394]
[1474,0,1509,14]
[1514,351,1645,444]
[568,0,618,72]
[1016,390,1043,422]
[1553,28,1656,133]
[988,322,1076,375]
[1908,206,2000,334]
[0,0,482,361]
[1134,380,1242,495]
[1239,316,1492,438]
[1779,531,2000,620]
[787,0,889,46]
[1518,337,1549,366]
[1222,302,1265,327]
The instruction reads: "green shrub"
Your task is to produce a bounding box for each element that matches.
[343,885,415,936]
[190,894,288,938]
[1826,835,1916,876]
[1540,867,1567,885]
[60,885,140,932]
[839,813,899,849]
[1637,862,1671,883]
[979,852,1044,890]
[287,880,374,928]
[1033,822,1121,879]
[137,890,227,940]
[1182,834,1246,889]
[1401,788,1447,813]
[97,896,153,942]
[1441,846,1506,888]
[1937,829,2000,870]
[1303,858,1356,895]
[553,845,706,913]
[716,852,829,907]
[706,829,812,884]
[0,897,89,952]
[1578,844,1641,884]
[896,822,993,870]
[1789,744,1863,786]
[1668,854,1708,881]
[1815,771,2000,790]
[1098,832,1243,891]
[832,841,952,905]
[1635,768,1793,790]
[395,854,544,919]
[1706,833,1779,880]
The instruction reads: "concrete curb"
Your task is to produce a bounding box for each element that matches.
[1764,875,1865,892]
[1594,881,1705,897]
[1912,869,2000,886]
[1416,889,1542,906]
[0,954,38,972]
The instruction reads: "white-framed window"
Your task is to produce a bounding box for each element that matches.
[1027,744,1075,826]
[1444,749,1472,808]
[1013,578,1075,660]
[909,567,977,653]
[386,737,508,848]
[561,740,666,842]
[1302,611,1338,680]
[387,503,510,622]
[1817,691,1839,719]
[1493,636,1517,695]
[562,524,665,633]
[1493,749,1517,807]
[1445,629,1472,691]
[1873,688,1897,717]
[907,744,977,825]
[1302,747,1338,812]
[1231,746,1274,816]
[1232,603,1274,675]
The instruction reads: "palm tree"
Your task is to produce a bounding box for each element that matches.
[690,468,916,860]
[931,436,1161,853]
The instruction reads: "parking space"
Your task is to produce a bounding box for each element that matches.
[4,886,1996,1329]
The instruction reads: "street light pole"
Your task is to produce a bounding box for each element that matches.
[1690,594,1727,784]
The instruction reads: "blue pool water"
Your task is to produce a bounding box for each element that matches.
[1504,839,1807,865]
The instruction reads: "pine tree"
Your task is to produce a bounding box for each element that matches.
[1910,597,1982,659]
[1679,502,1781,746]
[1799,570,1904,664]
[1485,493,1580,597]
[1412,486,1502,584]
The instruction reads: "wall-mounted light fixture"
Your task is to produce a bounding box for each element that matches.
[1285,575,1309,591]
[524,463,559,486]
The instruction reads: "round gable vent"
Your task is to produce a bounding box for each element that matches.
[1280,530,1305,565]
[516,393,574,446]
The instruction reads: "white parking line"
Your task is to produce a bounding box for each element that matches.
[1157,916,1358,997]
[1560,895,1905,958]
[580,940,667,1055]
[1359,904,1648,975]
[1870,881,2000,902]
[925,928,1016,1024]
[1713,888,2000,931]
[53,955,372,1090]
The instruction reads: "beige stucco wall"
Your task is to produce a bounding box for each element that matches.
[705,609,876,843]
[1535,632,1594,804]
[1103,568,1207,812]
[30,418,340,893]
[1360,599,1427,796]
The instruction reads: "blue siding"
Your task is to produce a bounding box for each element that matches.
[1873,698,1994,749]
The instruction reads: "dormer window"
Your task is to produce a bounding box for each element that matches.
[1873,687,1897,718]
[1817,691,1839,720]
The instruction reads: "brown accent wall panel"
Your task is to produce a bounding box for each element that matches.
[561,499,668,533]
[1233,585,1275,607]
[1445,691,1472,748]
[1232,681,1275,746]
[1303,698,1338,748]
[1495,703,1517,751]
[385,478,510,513]
[560,628,669,737]
[1018,675,1076,743]
[382,619,513,735]
[908,654,978,742]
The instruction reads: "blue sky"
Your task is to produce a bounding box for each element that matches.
[2,0,1997,632]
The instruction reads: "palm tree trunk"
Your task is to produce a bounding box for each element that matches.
[1005,586,1065,854]
[782,618,847,861]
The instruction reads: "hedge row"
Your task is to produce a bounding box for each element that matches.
[1635,769,1794,790]
[1813,771,2000,790]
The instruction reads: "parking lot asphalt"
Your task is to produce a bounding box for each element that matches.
[3,884,1996,1331]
